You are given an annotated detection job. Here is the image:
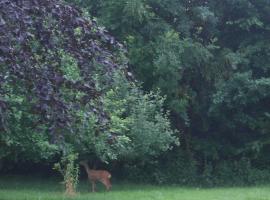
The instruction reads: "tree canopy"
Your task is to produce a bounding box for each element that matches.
[0,0,177,167]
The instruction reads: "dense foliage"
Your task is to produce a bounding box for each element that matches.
[67,0,270,185]
[0,0,177,177]
[1,0,270,187]
[0,0,128,139]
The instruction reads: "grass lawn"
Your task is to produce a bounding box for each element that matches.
[0,175,269,200]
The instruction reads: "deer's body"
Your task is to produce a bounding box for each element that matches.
[79,161,112,192]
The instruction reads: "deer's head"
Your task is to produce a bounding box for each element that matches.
[79,160,88,167]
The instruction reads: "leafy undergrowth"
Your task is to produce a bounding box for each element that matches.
[0,175,269,200]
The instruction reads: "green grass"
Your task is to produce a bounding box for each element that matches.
[0,175,270,200]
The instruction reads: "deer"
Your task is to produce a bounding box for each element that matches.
[79,160,112,192]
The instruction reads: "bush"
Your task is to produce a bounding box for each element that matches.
[118,153,270,186]
[213,158,270,186]
[120,149,198,185]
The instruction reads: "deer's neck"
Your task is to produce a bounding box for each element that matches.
[82,163,91,174]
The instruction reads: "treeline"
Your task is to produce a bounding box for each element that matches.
[0,0,270,187]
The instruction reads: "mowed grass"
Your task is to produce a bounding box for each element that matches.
[0,175,269,200]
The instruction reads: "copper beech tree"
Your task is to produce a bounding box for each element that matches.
[0,0,126,195]
[0,0,178,193]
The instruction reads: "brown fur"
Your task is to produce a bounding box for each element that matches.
[79,160,112,192]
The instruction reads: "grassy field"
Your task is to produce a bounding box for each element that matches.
[0,175,269,200]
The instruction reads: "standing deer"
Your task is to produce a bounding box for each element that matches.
[79,160,112,192]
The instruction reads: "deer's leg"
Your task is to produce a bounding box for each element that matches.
[106,179,112,191]
[91,181,96,192]
[101,179,111,191]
